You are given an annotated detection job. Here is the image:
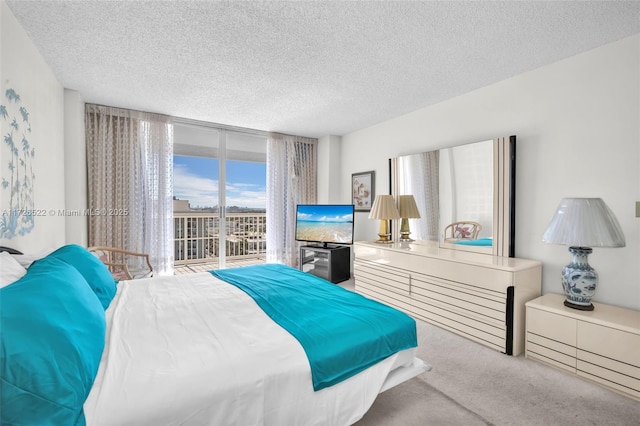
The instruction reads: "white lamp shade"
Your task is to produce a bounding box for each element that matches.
[368,195,400,220]
[542,198,625,247]
[398,195,421,219]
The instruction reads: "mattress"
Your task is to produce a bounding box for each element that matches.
[83,271,427,425]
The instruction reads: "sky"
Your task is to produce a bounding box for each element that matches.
[173,155,266,209]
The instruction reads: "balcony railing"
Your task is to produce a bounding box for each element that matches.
[174,212,266,269]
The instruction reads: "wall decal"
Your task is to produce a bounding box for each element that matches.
[1,87,36,238]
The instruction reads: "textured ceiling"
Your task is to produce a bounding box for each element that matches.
[6,1,640,138]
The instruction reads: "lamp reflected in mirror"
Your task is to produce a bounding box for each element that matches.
[398,195,421,242]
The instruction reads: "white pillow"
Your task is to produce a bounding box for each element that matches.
[11,247,55,268]
[0,251,27,288]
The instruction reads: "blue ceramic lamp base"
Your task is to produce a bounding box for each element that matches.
[561,246,597,311]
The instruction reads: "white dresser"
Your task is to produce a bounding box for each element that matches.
[353,240,542,356]
[526,293,640,401]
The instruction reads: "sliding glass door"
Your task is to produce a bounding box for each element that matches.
[172,121,266,270]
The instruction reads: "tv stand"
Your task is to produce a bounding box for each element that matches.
[300,245,351,284]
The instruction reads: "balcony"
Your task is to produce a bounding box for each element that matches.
[174,211,266,274]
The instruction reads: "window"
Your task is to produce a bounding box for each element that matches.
[172,122,267,270]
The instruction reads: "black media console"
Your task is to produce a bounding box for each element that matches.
[299,245,351,284]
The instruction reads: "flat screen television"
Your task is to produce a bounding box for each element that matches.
[295,204,355,247]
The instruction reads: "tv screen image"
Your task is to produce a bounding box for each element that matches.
[295,204,355,246]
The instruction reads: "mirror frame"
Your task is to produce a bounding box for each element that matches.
[390,135,516,257]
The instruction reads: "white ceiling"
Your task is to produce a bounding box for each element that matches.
[6,1,640,138]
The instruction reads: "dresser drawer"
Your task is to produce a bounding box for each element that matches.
[352,242,536,296]
[410,272,506,322]
[526,332,577,372]
[577,322,640,368]
[409,303,506,352]
[353,260,412,313]
[577,356,640,400]
[527,307,577,346]
[578,350,640,384]
[353,260,410,295]
[577,322,640,399]
[406,255,513,292]
[355,277,412,310]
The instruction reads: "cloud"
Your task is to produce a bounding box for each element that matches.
[173,164,219,208]
[173,164,266,209]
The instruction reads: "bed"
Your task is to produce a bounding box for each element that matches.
[1,245,429,425]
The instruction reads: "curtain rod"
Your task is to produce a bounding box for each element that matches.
[172,116,269,137]
[173,117,317,141]
[86,103,316,140]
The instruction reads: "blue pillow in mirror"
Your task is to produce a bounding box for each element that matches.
[453,237,493,246]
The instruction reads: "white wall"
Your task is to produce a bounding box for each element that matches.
[317,135,342,204]
[335,35,640,310]
[64,89,87,245]
[1,1,66,252]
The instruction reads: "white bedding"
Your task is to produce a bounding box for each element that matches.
[84,272,425,425]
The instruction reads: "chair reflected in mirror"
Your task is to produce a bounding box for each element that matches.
[443,221,482,242]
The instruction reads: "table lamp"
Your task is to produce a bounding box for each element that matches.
[398,195,421,242]
[542,198,625,311]
[368,195,400,243]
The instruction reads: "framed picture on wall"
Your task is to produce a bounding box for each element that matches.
[352,171,375,212]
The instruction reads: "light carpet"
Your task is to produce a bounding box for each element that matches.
[356,312,640,426]
[340,281,640,426]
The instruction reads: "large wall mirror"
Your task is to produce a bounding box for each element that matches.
[390,135,516,257]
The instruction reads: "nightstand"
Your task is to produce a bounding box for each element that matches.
[525,293,640,401]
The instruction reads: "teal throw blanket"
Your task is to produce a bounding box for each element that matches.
[211,264,417,391]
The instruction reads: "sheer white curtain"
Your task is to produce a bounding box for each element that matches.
[399,151,439,241]
[266,133,317,266]
[86,104,174,275]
